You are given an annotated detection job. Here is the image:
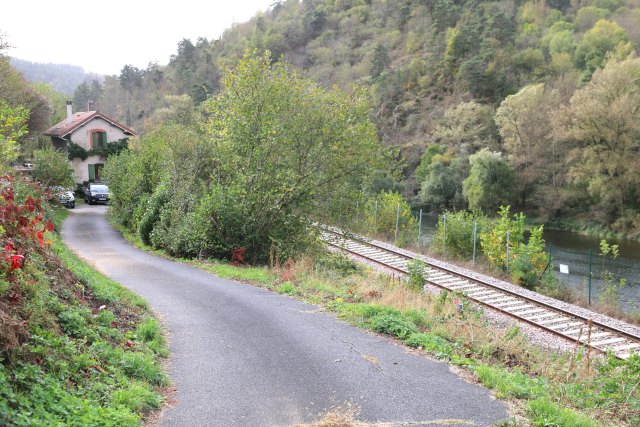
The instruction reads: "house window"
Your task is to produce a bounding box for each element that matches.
[90,130,108,149]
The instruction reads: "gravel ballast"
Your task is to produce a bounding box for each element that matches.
[328,232,640,355]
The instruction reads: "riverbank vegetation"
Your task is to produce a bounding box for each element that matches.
[0,176,168,425]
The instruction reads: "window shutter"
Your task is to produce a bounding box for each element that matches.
[101,132,108,149]
[88,164,95,181]
[91,132,99,149]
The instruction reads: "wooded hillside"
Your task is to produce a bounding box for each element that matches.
[10,59,102,96]
[73,0,640,235]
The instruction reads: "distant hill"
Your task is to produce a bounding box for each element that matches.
[10,58,102,95]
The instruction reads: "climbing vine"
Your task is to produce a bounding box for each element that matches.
[67,138,129,161]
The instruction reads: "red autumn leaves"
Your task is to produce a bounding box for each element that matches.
[1,175,55,282]
[4,242,24,271]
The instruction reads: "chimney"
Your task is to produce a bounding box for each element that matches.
[66,101,73,124]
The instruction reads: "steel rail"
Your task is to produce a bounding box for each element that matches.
[321,228,640,360]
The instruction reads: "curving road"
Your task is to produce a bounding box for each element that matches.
[62,205,507,427]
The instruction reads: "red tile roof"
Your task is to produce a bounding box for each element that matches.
[44,111,137,138]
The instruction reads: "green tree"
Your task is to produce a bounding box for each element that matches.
[575,6,610,31]
[433,101,497,154]
[198,51,388,261]
[34,82,68,125]
[0,57,51,140]
[31,147,75,188]
[370,43,391,79]
[418,157,467,211]
[559,57,640,224]
[415,144,446,183]
[462,149,517,213]
[574,20,629,78]
[73,79,103,111]
[0,100,28,168]
[119,65,143,92]
[495,83,555,207]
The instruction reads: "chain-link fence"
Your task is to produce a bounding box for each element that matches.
[328,197,639,314]
[548,246,640,312]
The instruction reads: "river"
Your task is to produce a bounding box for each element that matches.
[543,229,640,313]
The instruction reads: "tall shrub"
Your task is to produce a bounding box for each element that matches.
[432,210,488,258]
[361,191,417,245]
[480,206,548,289]
[200,51,389,262]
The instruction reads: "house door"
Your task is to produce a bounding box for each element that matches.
[94,164,104,181]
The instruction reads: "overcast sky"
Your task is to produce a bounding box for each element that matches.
[1,0,274,75]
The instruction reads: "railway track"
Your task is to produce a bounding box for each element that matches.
[321,228,640,360]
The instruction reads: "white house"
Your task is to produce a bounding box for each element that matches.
[44,101,136,183]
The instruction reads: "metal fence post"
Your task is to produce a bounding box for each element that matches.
[418,208,423,245]
[394,204,400,245]
[374,199,378,228]
[472,222,477,265]
[589,249,591,305]
[355,200,359,224]
[443,213,447,255]
[506,230,510,272]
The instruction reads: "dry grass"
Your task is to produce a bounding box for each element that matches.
[295,407,371,427]
[295,407,476,427]
[291,256,599,387]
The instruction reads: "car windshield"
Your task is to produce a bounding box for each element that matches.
[91,185,108,192]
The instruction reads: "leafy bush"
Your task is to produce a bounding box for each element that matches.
[432,210,488,258]
[32,147,76,188]
[368,312,418,338]
[314,252,361,277]
[480,206,548,289]
[361,190,417,245]
[406,258,427,290]
[149,174,206,258]
[58,307,91,338]
[103,150,147,229]
[137,183,170,245]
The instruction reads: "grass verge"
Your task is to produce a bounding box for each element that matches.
[0,208,169,426]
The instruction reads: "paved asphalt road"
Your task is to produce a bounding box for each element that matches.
[62,205,507,427]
